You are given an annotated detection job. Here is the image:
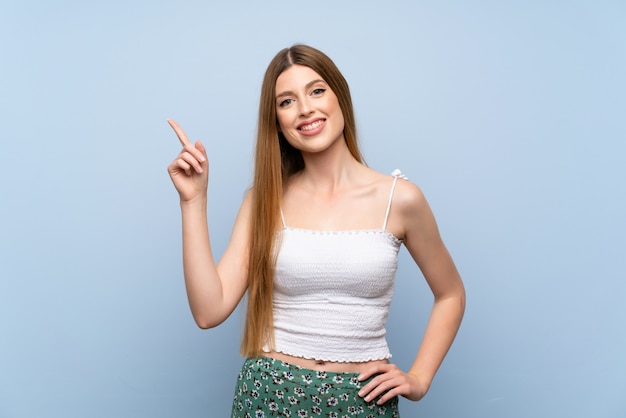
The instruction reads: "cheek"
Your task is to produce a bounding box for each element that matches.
[333,108,345,132]
[328,97,344,127]
[276,115,297,143]
[275,112,290,132]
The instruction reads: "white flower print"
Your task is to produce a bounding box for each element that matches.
[332,375,344,384]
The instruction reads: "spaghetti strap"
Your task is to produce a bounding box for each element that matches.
[383,171,402,230]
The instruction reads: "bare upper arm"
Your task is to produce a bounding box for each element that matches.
[393,180,464,299]
[215,189,253,313]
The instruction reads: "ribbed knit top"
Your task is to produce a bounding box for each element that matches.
[267,172,405,362]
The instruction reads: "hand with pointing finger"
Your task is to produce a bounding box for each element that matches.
[167,119,209,203]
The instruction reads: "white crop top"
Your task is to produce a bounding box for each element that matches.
[266,171,405,362]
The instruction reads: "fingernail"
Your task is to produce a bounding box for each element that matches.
[358,390,364,397]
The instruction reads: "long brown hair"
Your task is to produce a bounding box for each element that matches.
[241,44,364,356]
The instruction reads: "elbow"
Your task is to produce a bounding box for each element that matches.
[458,282,466,308]
[193,313,225,330]
[435,282,466,317]
[459,291,466,317]
[195,321,213,330]
[455,281,467,315]
[456,285,467,323]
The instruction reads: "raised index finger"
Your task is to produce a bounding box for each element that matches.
[167,119,191,147]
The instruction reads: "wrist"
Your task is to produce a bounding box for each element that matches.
[405,371,431,402]
[179,195,207,210]
[407,370,432,391]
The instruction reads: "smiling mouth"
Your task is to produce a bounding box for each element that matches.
[298,119,325,131]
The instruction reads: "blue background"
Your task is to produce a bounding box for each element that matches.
[1,1,625,417]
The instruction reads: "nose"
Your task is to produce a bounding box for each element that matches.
[298,97,314,116]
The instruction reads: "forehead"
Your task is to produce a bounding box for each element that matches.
[275,65,325,93]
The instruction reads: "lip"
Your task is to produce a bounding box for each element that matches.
[297,118,326,136]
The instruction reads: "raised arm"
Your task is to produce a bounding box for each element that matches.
[167,119,250,329]
[358,179,465,404]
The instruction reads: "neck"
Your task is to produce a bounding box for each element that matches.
[297,141,364,193]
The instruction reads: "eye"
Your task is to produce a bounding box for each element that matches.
[278,98,293,107]
[311,88,326,96]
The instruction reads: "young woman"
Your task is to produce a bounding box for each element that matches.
[167,44,465,417]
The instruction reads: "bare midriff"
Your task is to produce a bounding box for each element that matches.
[265,351,389,373]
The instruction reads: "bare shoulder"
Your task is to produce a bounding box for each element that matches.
[385,176,436,240]
[361,167,429,211]
[391,176,429,214]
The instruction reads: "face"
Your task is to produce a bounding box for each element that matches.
[275,64,345,155]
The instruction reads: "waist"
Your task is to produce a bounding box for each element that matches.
[263,351,389,373]
[270,298,392,362]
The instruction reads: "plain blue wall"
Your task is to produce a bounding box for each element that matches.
[1,1,625,417]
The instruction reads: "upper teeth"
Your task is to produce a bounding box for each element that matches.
[300,120,323,131]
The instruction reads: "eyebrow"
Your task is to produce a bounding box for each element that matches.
[275,79,327,100]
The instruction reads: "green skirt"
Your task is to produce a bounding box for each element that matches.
[231,356,400,418]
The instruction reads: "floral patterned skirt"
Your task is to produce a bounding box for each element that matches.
[231,356,400,418]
